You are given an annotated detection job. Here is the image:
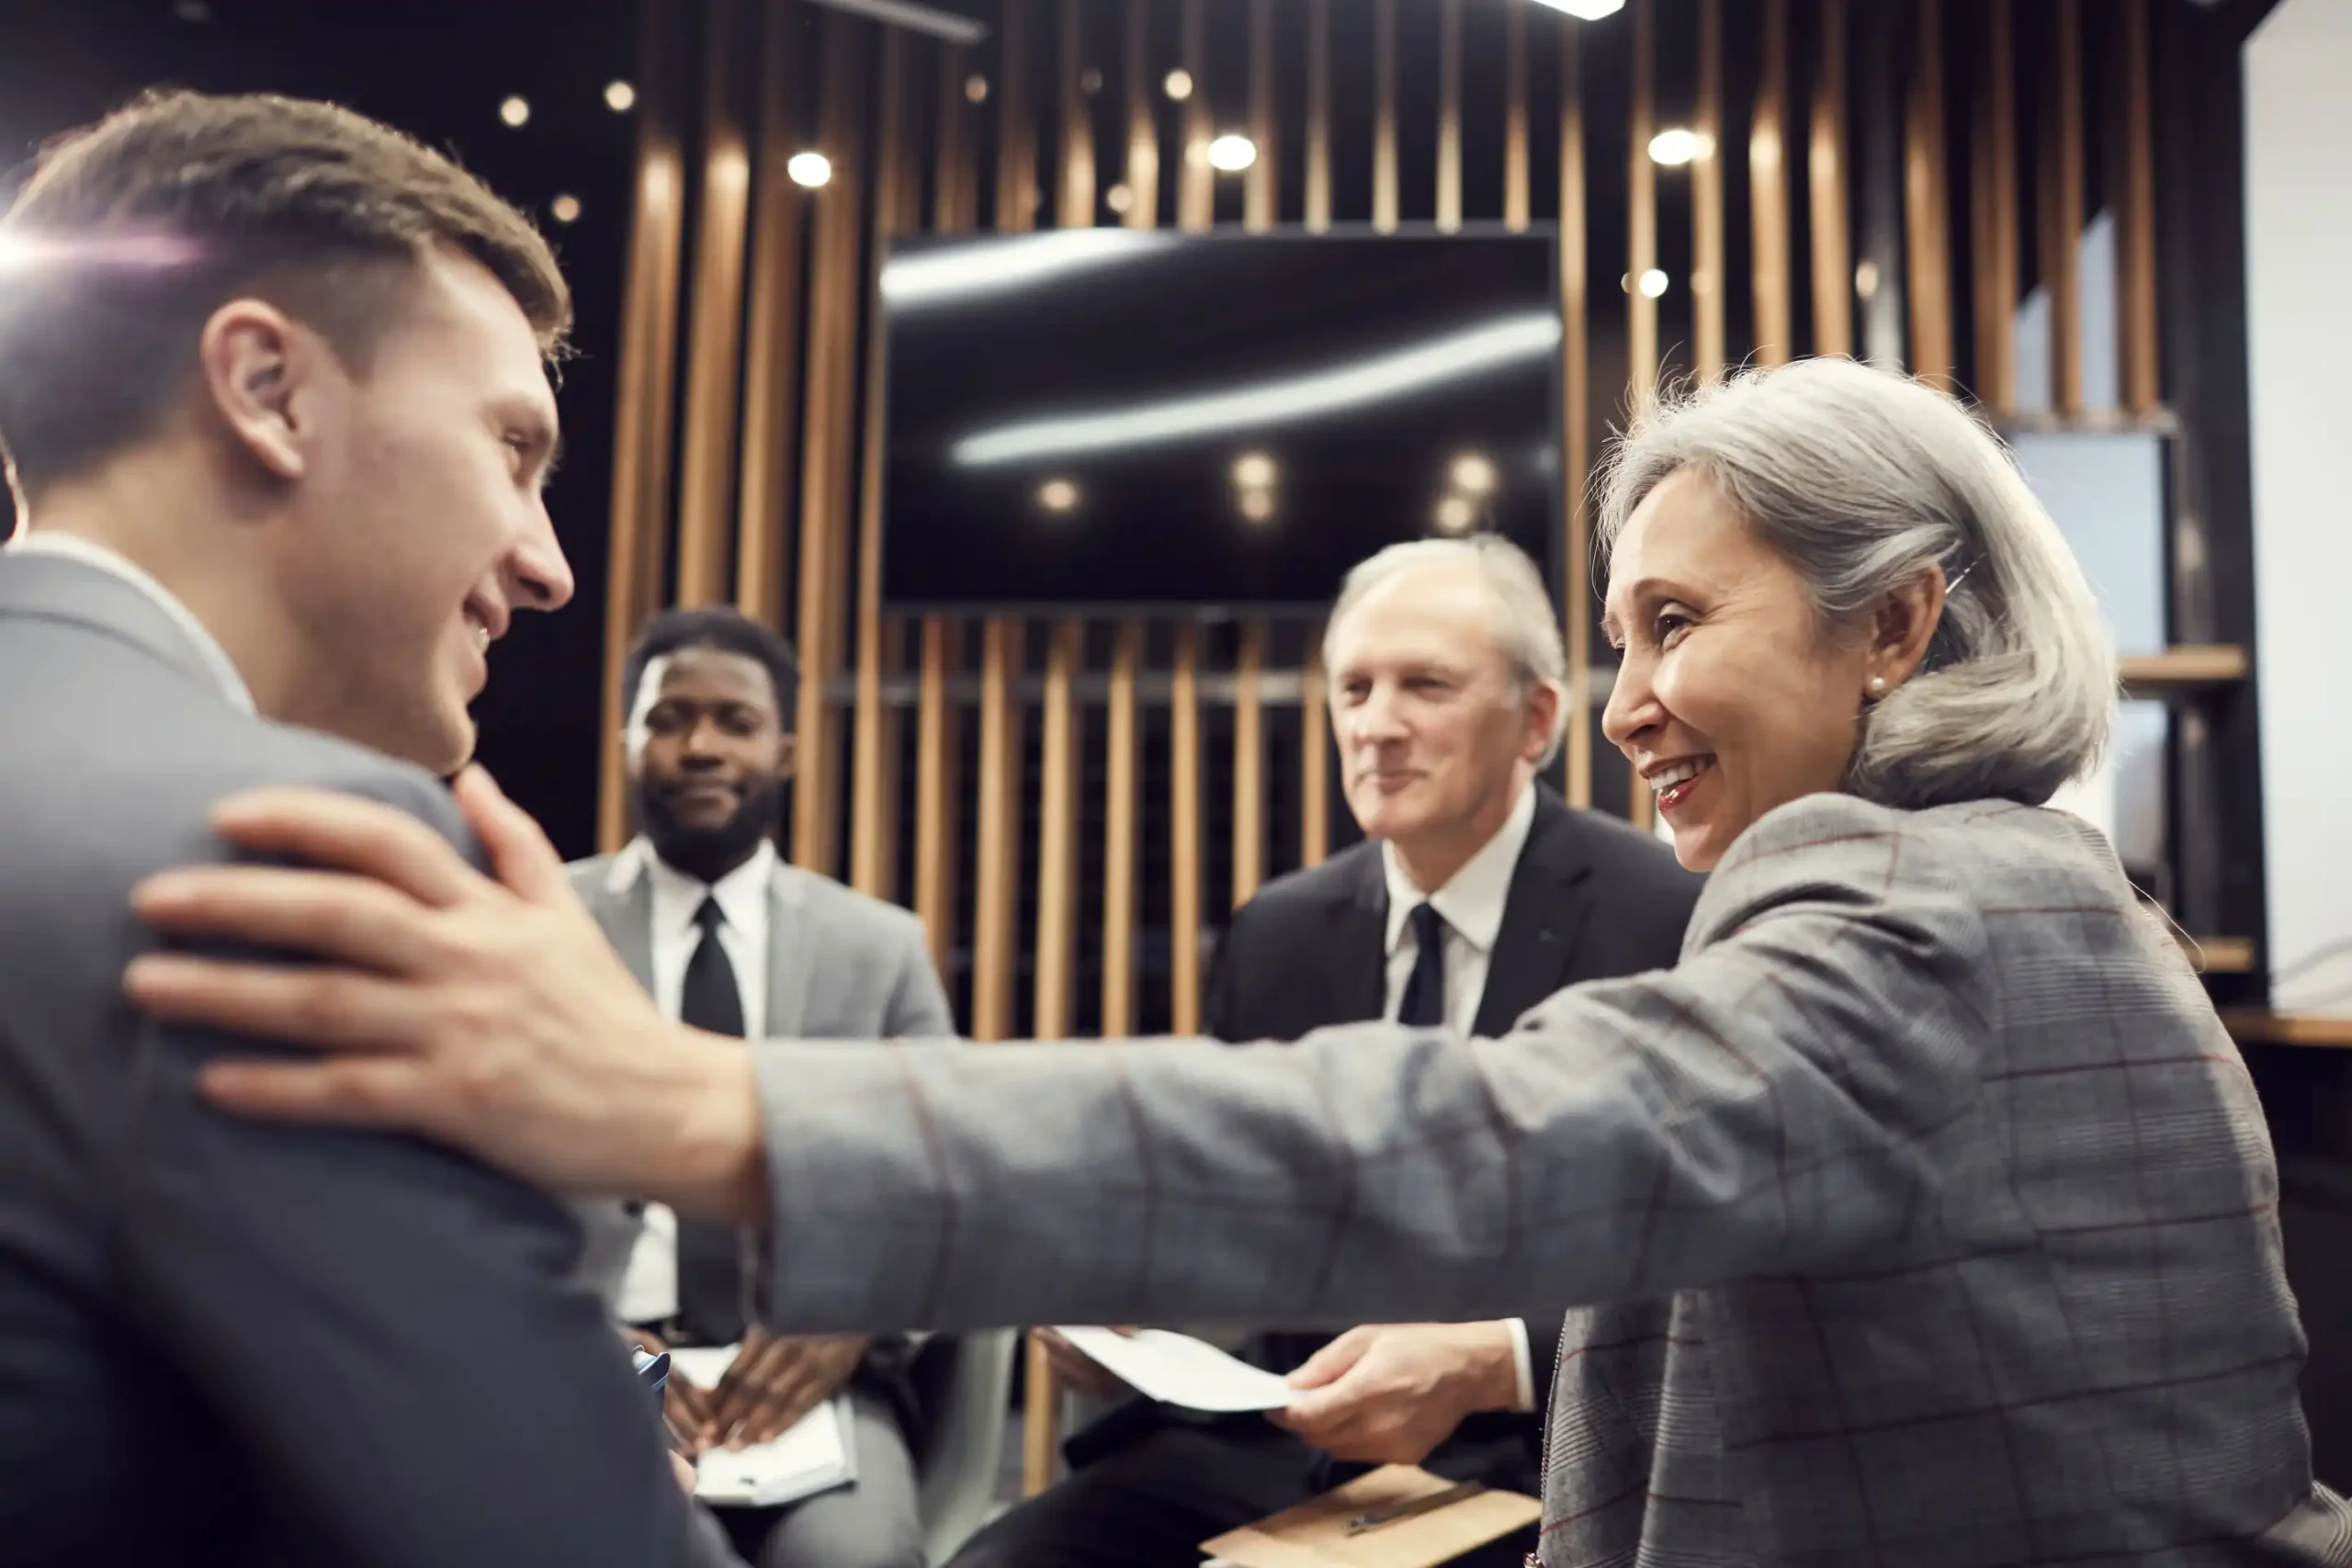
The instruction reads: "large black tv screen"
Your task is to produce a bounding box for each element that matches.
[879,229,1560,612]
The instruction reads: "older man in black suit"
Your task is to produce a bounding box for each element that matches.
[954,535,1701,1568]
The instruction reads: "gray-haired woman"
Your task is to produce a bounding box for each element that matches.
[131,359,2349,1566]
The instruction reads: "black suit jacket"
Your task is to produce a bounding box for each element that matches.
[1196,785,1702,1488]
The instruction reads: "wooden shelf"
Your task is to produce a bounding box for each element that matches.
[2119,644,2249,698]
[2222,1010,2352,1049]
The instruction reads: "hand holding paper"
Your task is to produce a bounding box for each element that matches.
[1048,1326,1299,1413]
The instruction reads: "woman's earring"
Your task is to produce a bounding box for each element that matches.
[1868,674,1888,698]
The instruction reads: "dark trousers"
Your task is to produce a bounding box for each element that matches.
[945,1418,1535,1568]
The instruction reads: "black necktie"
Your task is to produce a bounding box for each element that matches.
[1398,901,1449,1029]
[675,896,748,1343]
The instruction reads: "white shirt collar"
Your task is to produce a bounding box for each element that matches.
[621,835,777,942]
[6,531,255,714]
[1381,783,1538,958]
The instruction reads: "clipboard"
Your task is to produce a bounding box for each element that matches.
[1200,1464,1542,1568]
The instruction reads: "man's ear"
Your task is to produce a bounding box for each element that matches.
[195,298,315,482]
[1521,678,1564,766]
[774,733,800,784]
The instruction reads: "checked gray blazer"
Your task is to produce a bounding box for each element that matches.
[738,791,2351,1566]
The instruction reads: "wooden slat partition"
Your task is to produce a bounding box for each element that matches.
[1373,0,1398,232]
[1438,0,1464,231]
[675,0,752,609]
[2117,0,2160,415]
[1057,0,1094,229]
[1750,0,1792,366]
[1302,622,1329,868]
[850,31,910,899]
[598,0,689,852]
[1694,0,1726,382]
[1034,616,1083,1038]
[2042,0,2085,416]
[1627,0,1658,412]
[1905,0,1952,382]
[1170,621,1204,1033]
[1233,623,1266,908]
[735,0,808,632]
[1124,0,1159,227]
[1178,0,1211,231]
[1305,0,1331,231]
[1560,20,1592,810]
[971,619,1026,1045]
[1102,623,1143,1029]
[1504,2,1530,231]
[1247,0,1276,229]
[912,41,977,977]
[1809,0,1852,357]
[1971,0,2018,412]
[790,14,867,877]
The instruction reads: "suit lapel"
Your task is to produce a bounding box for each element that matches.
[1326,846,1391,1025]
[597,867,659,996]
[763,859,812,1041]
[1473,791,1600,1037]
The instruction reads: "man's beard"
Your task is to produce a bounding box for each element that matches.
[637,776,787,884]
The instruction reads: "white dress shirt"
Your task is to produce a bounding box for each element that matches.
[1378,781,1541,1412]
[6,531,254,713]
[612,835,775,1326]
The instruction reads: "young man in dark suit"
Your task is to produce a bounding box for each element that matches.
[952,535,1701,1568]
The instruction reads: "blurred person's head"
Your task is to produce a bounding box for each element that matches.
[1323,534,1566,893]
[0,89,574,774]
[621,607,799,884]
[1598,355,2112,872]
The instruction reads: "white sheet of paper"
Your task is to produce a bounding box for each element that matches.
[1051,1326,1300,1413]
[666,1346,856,1508]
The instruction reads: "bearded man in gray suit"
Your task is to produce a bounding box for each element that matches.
[571,604,953,1568]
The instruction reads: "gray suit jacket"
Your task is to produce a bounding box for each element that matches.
[738,792,2351,1565]
[0,550,711,1566]
[564,843,955,1313]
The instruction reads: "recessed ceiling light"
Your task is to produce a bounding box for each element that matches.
[1164,68,1194,102]
[965,74,989,104]
[1450,452,1498,496]
[1647,127,1713,166]
[499,96,531,129]
[1039,479,1080,513]
[1528,0,1626,18]
[787,152,833,189]
[1639,268,1669,299]
[1434,496,1477,535]
[1233,452,1277,490]
[550,195,582,224]
[1105,184,1135,214]
[605,81,637,113]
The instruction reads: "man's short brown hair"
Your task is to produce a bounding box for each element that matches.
[0,88,571,496]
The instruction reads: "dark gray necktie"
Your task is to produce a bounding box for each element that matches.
[675,896,747,1343]
[1398,901,1449,1030]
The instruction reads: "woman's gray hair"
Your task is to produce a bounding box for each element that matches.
[1596,356,2113,809]
[1324,533,1569,767]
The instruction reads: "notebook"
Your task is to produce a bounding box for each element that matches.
[666,1346,859,1509]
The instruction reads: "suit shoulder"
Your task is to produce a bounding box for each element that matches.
[1230,840,1379,931]
[565,851,621,898]
[783,867,931,947]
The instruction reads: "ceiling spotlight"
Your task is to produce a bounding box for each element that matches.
[1104,183,1135,214]
[965,73,989,104]
[1638,268,1670,299]
[1449,452,1498,496]
[1232,451,1278,490]
[1207,135,1258,173]
[1647,127,1713,166]
[550,194,582,224]
[787,152,833,189]
[1528,0,1626,18]
[1038,478,1080,513]
[605,80,637,113]
[1855,259,1882,299]
[1239,490,1276,524]
[499,96,531,129]
[1434,495,1477,535]
[1164,68,1194,102]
